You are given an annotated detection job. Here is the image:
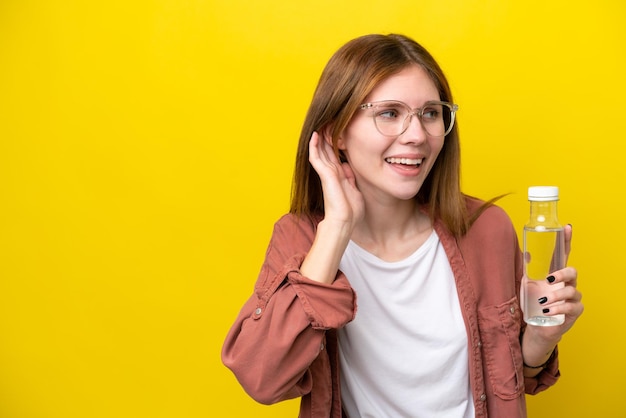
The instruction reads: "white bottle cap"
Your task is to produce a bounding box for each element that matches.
[528,186,559,201]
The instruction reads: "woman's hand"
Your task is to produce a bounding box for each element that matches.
[536,224,584,339]
[300,132,364,284]
[533,266,584,341]
[308,131,364,230]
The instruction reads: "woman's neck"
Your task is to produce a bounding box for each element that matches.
[351,200,433,262]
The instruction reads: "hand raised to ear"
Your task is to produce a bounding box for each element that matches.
[308,131,364,229]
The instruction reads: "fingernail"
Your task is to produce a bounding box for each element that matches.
[547,275,556,283]
[538,296,548,304]
[568,223,572,229]
[542,308,550,314]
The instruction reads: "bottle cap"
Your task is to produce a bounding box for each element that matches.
[528,186,559,201]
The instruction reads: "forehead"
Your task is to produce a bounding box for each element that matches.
[366,65,439,104]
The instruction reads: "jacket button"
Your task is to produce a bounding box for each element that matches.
[509,305,516,314]
[254,308,262,315]
[480,393,486,401]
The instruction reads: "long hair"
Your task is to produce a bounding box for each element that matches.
[290,34,471,236]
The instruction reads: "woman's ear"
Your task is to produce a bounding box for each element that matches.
[322,124,347,161]
[336,134,348,162]
[336,135,346,151]
[321,125,334,146]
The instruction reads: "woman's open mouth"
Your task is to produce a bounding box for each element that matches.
[385,157,423,167]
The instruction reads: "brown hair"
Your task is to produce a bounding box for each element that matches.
[290,34,472,236]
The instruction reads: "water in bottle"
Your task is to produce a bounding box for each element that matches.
[522,186,565,326]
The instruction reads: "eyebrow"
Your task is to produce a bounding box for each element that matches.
[365,99,442,108]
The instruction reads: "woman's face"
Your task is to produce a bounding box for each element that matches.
[338,65,445,205]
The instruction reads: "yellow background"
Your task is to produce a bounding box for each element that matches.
[1,1,624,417]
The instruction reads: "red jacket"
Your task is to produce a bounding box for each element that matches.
[222,198,560,417]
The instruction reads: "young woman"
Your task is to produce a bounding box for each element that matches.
[222,33,583,418]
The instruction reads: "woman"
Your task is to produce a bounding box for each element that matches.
[222,33,583,418]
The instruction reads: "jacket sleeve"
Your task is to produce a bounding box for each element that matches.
[523,346,560,394]
[221,214,357,404]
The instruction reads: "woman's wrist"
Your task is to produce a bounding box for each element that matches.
[300,219,352,284]
[523,347,556,369]
[521,327,560,377]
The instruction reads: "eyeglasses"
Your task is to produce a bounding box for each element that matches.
[359,100,459,137]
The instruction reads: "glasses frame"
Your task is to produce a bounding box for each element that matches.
[359,100,459,138]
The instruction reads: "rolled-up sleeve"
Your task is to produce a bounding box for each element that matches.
[221,214,356,404]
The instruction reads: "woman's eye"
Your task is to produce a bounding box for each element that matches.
[377,109,399,119]
[422,107,440,121]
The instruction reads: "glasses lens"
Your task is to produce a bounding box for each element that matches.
[371,102,409,136]
[420,103,451,137]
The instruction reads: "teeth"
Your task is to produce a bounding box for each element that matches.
[385,157,423,165]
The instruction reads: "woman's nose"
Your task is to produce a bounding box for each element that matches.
[399,113,427,144]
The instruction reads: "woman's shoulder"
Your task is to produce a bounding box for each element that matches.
[465,194,510,217]
[453,196,520,258]
[257,213,323,270]
[463,195,515,231]
[271,212,322,242]
[275,212,322,228]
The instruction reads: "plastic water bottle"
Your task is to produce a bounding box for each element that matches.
[521,186,565,326]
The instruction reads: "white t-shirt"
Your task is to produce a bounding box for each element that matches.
[337,231,475,418]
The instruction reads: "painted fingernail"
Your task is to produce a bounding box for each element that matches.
[538,296,548,304]
[547,275,556,283]
[542,308,550,314]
